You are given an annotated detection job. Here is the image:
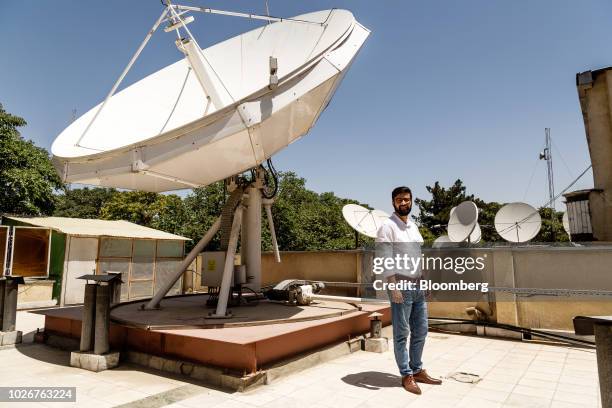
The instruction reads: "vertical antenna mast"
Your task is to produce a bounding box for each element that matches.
[541,128,555,240]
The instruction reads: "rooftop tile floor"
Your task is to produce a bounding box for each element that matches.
[4,311,600,408]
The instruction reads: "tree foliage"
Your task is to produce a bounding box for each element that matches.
[0,104,63,215]
[50,172,372,251]
[99,191,186,236]
[47,174,572,246]
[535,207,569,242]
[270,172,371,251]
[180,182,228,251]
[415,180,474,233]
[54,187,117,219]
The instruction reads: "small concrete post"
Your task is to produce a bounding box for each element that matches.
[369,312,383,338]
[0,279,5,330]
[363,312,387,353]
[94,284,111,355]
[0,277,23,346]
[80,284,97,352]
[594,324,612,408]
[71,275,120,372]
[2,278,19,332]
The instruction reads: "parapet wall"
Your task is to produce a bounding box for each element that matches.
[255,247,612,331]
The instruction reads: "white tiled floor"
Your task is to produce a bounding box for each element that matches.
[1,311,601,408]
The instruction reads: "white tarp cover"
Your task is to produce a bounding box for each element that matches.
[4,216,189,241]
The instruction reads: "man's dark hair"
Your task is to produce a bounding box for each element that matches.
[392,186,412,200]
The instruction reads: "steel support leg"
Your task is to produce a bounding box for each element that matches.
[263,199,281,263]
[211,205,243,317]
[145,216,221,310]
[245,186,262,291]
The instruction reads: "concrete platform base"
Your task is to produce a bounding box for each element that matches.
[70,351,120,372]
[35,294,391,373]
[363,337,388,353]
[124,335,362,392]
[0,330,22,346]
[43,330,364,392]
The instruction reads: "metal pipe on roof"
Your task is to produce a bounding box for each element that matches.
[144,216,221,310]
[211,205,244,318]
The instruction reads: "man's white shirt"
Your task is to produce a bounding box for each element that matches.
[375,213,424,279]
[377,213,424,244]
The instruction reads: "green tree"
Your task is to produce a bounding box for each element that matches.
[415,179,476,240]
[477,201,503,242]
[149,194,187,236]
[535,207,569,242]
[271,172,371,250]
[54,187,117,218]
[99,191,186,236]
[180,182,227,251]
[0,104,63,215]
[47,170,382,251]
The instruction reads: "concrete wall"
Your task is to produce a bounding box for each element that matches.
[237,247,612,331]
[261,250,363,297]
[185,250,365,297]
[17,279,54,308]
[509,247,612,329]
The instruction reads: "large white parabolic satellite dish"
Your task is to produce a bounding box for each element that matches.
[342,204,389,238]
[494,202,542,243]
[51,8,370,192]
[447,201,478,242]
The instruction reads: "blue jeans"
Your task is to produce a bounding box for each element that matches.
[388,288,428,376]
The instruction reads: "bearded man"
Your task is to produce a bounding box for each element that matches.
[375,186,442,395]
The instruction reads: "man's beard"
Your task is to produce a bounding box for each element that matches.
[394,204,411,216]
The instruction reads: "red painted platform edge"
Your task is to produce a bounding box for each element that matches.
[43,306,391,373]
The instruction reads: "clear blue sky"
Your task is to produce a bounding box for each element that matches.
[1,0,610,215]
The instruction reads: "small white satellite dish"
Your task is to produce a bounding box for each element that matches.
[342,204,389,238]
[562,212,570,234]
[432,235,454,248]
[447,201,478,242]
[494,202,542,243]
[469,223,482,243]
[448,205,480,243]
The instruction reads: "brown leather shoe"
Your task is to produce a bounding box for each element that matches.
[413,369,442,385]
[401,374,422,394]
